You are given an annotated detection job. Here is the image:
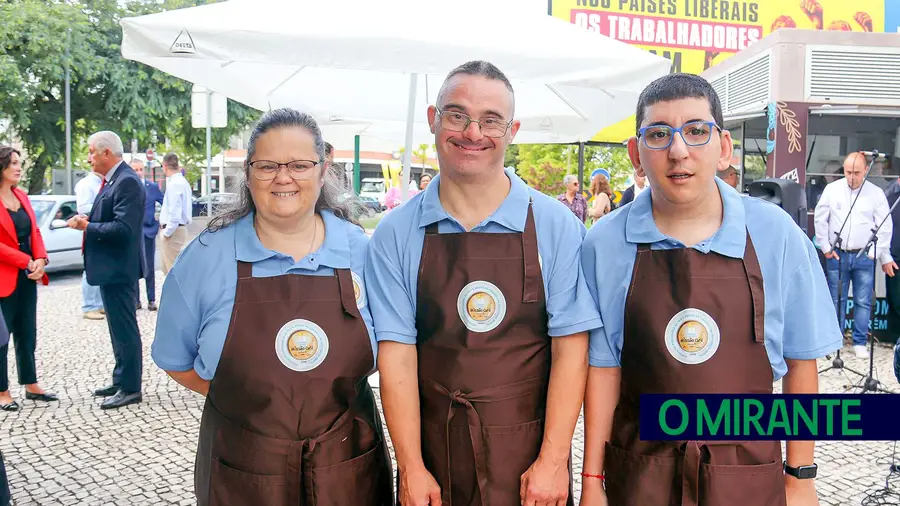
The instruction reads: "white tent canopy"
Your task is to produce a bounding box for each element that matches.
[120,0,670,194]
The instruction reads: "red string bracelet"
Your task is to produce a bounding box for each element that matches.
[582,472,604,481]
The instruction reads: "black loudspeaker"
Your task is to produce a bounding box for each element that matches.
[747,178,808,234]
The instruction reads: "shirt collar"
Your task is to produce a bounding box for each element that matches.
[625,177,746,258]
[418,167,531,231]
[105,162,123,182]
[234,210,352,268]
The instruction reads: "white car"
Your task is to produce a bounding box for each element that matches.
[28,195,84,273]
[359,178,386,207]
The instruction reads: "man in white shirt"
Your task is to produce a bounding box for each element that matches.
[814,151,898,358]
[75,171,105,320]
[158,153,192,275]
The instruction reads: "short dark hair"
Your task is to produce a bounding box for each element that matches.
[635,73,724,136]
[163,152,179,169]
[0,145,21,172]
[437,60,515,115]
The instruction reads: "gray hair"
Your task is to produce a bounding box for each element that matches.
[206,108,363,234]
[563,174,578,186]
[436,60,516,116]
[130,158,145,168]
[88,131,124,157]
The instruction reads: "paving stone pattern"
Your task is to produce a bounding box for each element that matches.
[1,273,899,505]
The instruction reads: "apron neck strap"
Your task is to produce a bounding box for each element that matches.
[425,222,439,235]
[741,231,766,343]
[636,243,652,252]
[336,269,359,317]
[521,199,540,303]
[237,261,253,279]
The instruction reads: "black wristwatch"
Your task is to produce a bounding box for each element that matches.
[784,462,818,479]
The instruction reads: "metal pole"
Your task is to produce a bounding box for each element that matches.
[400,73,418,203]
[65,29,72,193]
[206,91,212,216]
[577,142,585,193]
[354,134,361,194]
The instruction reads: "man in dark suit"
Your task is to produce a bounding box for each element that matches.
[131,159,164,311]
[67,131,145,410]
[619,169,647,206]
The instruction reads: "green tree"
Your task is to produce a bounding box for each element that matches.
[514,144,634,196]
[592,146,634,191]
[0,0,258,194]
[412,144,436,171]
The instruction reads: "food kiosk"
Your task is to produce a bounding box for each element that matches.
[700,28,900,339]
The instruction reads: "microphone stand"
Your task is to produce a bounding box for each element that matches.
[818,151,881,378]
[850,193,899,394]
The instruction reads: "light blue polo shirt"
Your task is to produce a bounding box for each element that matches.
[365,168,603,344]
[151,210,376,380]
[582,178,842,381]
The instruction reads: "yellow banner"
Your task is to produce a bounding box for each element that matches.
[550,0,886,142]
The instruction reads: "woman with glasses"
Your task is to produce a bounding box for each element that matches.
[579,74,838,506]
[151,109,393,506]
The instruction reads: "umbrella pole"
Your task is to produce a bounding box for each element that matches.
[400,73,418,204]
[353,134,361,194]
[578,142,585,194]
[206,91,213,217]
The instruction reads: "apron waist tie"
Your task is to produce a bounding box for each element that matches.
[427,381,489,506]
[287,440,309,506]
[681,441,701,506]
[424,376,547,506]
[210,401,364,506]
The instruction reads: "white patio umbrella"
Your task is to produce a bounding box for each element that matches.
[120,0,670,200]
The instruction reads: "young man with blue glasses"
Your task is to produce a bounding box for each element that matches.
[579,73,841,506]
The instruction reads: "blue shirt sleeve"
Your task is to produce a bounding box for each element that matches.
[365,221,418,345]
[781,229,843,360]
[542,207,603,337]
[581,230,620,367]
[151,229,238,381]
[152,273,202,373]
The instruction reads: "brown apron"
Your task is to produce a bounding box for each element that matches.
[604,232,786,506]
[413,203,573,506]
[195,261,393,506]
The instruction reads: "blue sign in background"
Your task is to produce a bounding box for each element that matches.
[841,298,893,339]
[886,0,900,32]
[640,394,900,441]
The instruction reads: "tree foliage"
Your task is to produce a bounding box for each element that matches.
[511,144,634,196]
[0,0,259,194]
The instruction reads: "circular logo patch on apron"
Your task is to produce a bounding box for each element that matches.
[351,271,367,309]
[275,319,329,372]
[664,308,720,365]
[457,281,506,333]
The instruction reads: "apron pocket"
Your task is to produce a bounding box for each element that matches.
[208,457,287,506]
[604,442,678,506]
[482,419,544,504]
[307,441,392,506]
[699,460,786,506]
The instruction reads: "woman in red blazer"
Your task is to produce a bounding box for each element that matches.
[0,146,56,411]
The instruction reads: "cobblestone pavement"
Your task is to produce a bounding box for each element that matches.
[1,272,899,505]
